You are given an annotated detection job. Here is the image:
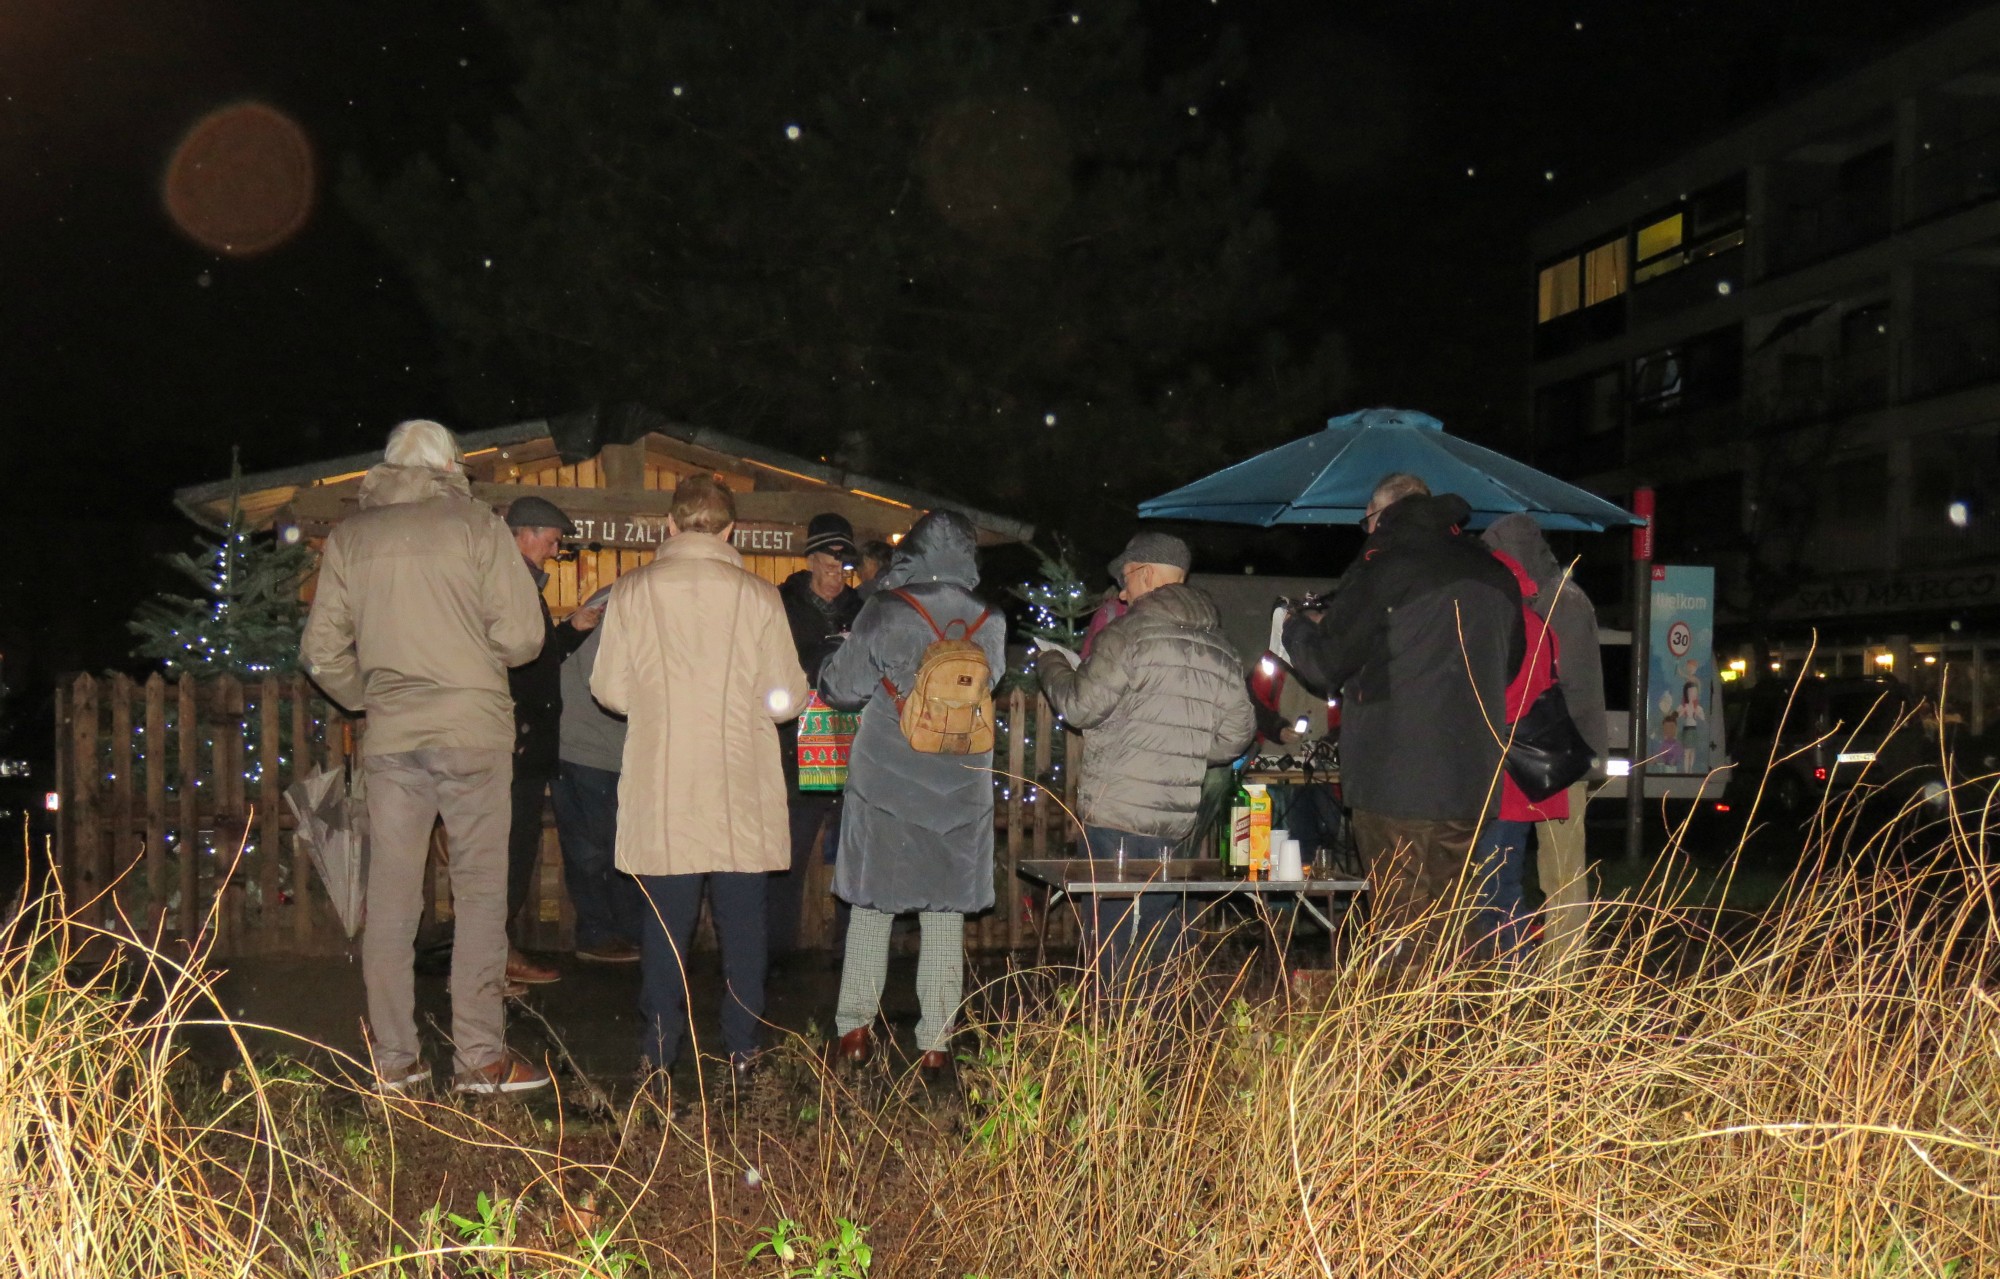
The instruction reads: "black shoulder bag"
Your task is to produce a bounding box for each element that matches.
[1502,676,1594,805]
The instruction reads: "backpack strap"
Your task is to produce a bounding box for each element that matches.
[890,588,990,641]
[888,588,946,640]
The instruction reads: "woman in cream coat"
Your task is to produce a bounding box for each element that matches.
[592,475,808,1075]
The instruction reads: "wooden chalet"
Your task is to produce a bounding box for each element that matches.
[58,414,1059,957]
[174,411,1034,615]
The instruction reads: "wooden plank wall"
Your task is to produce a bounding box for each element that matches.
[56,675,1080,959]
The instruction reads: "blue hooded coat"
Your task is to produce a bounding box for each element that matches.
[819,511,1004,914]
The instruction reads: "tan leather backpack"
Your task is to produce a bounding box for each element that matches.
[878,588,995,754]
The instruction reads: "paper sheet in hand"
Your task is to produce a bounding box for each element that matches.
[284,764,371,938]
[1267,605,1292,666]
[1035,638,1082,668]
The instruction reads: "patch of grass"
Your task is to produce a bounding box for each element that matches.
[8,738,2000,1275]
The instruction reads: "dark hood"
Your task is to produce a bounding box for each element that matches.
[874,510,980,592]
[1481,513,1566,615]
[1372,492,1472,546]
[1130,581,1222,631]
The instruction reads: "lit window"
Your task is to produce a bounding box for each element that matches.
[1634,211,1687,284]
[1584,238,1626,306]
[1636,213,1684,262]
[1537,256,1581,323]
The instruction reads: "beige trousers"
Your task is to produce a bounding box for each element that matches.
[361,748,513,1077]
[1535,781,1594,965]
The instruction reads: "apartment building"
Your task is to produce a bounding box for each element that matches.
[1529,5,2000,726]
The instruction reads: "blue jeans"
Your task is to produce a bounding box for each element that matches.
[550,762,646,950]
[1471,819,1531,959]
[635,871,768,1068]
[1081,826,1189,986]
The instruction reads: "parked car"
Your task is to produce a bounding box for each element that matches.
[1702,675,1948,853]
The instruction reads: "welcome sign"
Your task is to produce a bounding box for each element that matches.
[1646,565,1718,776]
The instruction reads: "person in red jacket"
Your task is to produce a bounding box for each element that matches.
[1472,548,1570,961]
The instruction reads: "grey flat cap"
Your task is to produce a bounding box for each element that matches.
[1108,530,1191,587]
[505,495,576,535]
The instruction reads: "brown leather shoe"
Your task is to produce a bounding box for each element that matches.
[835,1026,873,1064]
[917,1049,949,1072]
[453,1050,551,1095]
[507,950,560,985]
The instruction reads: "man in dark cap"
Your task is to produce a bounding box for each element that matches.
[769,512,864,955]
[1038,531,1256,985]
[502,495,604,988]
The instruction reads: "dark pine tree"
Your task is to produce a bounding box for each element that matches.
[128,452,314,678]
[343,0,1347,550]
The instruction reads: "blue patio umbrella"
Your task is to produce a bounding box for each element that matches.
[1139,407,1642,533]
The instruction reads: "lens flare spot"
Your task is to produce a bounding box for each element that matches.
[164,101,316,257]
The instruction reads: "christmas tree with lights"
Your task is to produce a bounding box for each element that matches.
[129,450,313,678]
[1010,541,1100,655]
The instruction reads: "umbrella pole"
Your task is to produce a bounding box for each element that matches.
[1624,487,1656,867]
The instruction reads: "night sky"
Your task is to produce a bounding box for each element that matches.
[0,0,1973,746]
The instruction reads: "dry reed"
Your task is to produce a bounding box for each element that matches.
[6,740,2000,1277]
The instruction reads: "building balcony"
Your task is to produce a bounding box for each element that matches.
[1742,352,1891,433]
[1765,189,1893,277]
[1904,126,2000,225]
[1906,315,2000,401]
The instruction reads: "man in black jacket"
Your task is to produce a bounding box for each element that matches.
[1283,475,1524,967]
[770,513,864,955]
[503,496,601,987]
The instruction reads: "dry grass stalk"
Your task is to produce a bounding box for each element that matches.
[6,727,2000,1276]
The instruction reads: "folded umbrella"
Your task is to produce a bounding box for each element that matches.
[283,762,370,938]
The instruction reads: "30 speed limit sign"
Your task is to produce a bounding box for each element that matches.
[1666,619,1693,658]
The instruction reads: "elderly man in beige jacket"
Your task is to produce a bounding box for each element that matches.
[301,419,550,1095]
[591,473,809,1081]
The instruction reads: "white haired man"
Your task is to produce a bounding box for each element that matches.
[302,419,553,1093]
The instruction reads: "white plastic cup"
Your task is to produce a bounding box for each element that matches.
[1275,838,1304,882]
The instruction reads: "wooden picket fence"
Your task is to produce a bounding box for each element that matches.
[53,674,1082,958]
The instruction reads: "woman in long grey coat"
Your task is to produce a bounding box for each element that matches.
[819,511,1004,1067]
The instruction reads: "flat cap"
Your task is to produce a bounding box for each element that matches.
[504,495,576,536]
[1107,530,1191,587]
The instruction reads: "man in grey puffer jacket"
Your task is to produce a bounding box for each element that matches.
[1038,531,1257,984]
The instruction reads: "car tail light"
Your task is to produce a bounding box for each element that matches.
[1713,802,1731,813]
